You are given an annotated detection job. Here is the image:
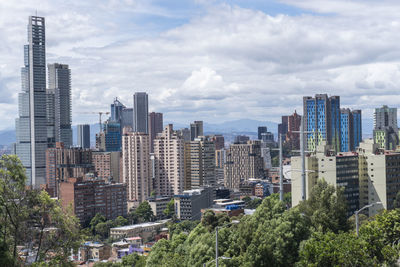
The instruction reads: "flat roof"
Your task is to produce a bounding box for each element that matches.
[111,220,170,231]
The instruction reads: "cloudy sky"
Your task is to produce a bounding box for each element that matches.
[1,0,400,131]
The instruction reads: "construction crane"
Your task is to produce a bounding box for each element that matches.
[79,111,110,134]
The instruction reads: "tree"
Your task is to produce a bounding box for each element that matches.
[394,191,400,209]
[90,213,106,235]
[135,201,155,223]
[297,231,376,266]
[298,179,349,233]
[114,216,128,227]
[0,155,83,265]
[164,199,175,218]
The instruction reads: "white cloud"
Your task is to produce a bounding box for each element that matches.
[0,0,400,131]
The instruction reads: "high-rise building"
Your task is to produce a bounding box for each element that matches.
[46,142,93,197]
[96,120,121,152]
[148,112,163,153]
[47,63,72,148]
[111,98,133,135]
[340,109,362,152]
[133,92,148,133]
[15,16,47,186]
[278,116,289,138]
[154,124,184,197]
[177,128,191,142]
[291,142,359,216]
[111,98,125,122]
[258,126,267,140]
[373,105,398,150]
[224,140,264,190]
[285,111,302,150]
[234,135,250,144]
[92,151,121,183]
[209,134,225,150]
[357,140,400,216]
[77,124,90,149]
[121,108,133,130]
[190,121,203,141]
[184,136,216,189]
[303,94,341,152]
[122,131,152,207]
[59,177,127,225]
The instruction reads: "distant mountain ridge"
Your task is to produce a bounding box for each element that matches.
[0,118,381,146]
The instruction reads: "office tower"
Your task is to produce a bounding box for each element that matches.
[47,63,72,148]
[209,134,225,150]
[96,120,121,152]
[154,124,184,197]
[224,140,264,190]
[92,151,121,182]
[121,108,133,130]
[149,112,163,153]
[177,128,191,142]
[215,149,226,186]
[258,126,267,140]
[133,92,148,133]
[184,136,216,189]
[278,116,288,138]
[303,94,341,152]
[373,105,398,150]
[234,135,249,144]
[15,16,47,186]
[340,109,362,152]
[77,124,90,149]
[260,142,272,169]
[358,140,400,216]
[111,98,133,133]
[46,142,93,197]
[111,98,125,122]
[291,142,360,216]
[190,121,203,141]
[260,132,275,145]
[122,131,151,207]
[59,177,127,225]
[285,111,302,150]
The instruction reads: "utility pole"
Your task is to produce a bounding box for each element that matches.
[279,134,283,202]
[300,117,306,200]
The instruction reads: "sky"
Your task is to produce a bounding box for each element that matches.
[1,0,400,130]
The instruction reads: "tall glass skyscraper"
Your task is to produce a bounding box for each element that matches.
[77,124,91,149]
[15,16,47,186]
[47,63,72,147]
[133,92,148,133]
[303,94,341,152]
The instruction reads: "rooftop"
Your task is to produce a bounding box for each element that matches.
[110,220,170,231]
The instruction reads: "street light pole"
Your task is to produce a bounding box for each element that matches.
[355,202,382,236]
[279,134,283,202]
[215,226,219,267]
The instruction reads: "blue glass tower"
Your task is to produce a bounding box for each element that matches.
[340,109,362,152]
[104,121,121,152]
[303,94,341,152]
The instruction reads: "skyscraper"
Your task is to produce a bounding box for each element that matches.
[96,120,121,152]
[190,121,203,141]
[15,16,47,186]
[340,109,362,152]
[148,112,163,153]
[278,116,288,138]
[258,126,267,140]
[285,111,302,150]
[133,92,148,133]
[184,136,216,189]
[373,105,398,150]
[122,131,151,206]
[303,94,341,152]
[77,124,90,149]
[154,124,184,197]
[224,140,264,190]
[47,63,72,148]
